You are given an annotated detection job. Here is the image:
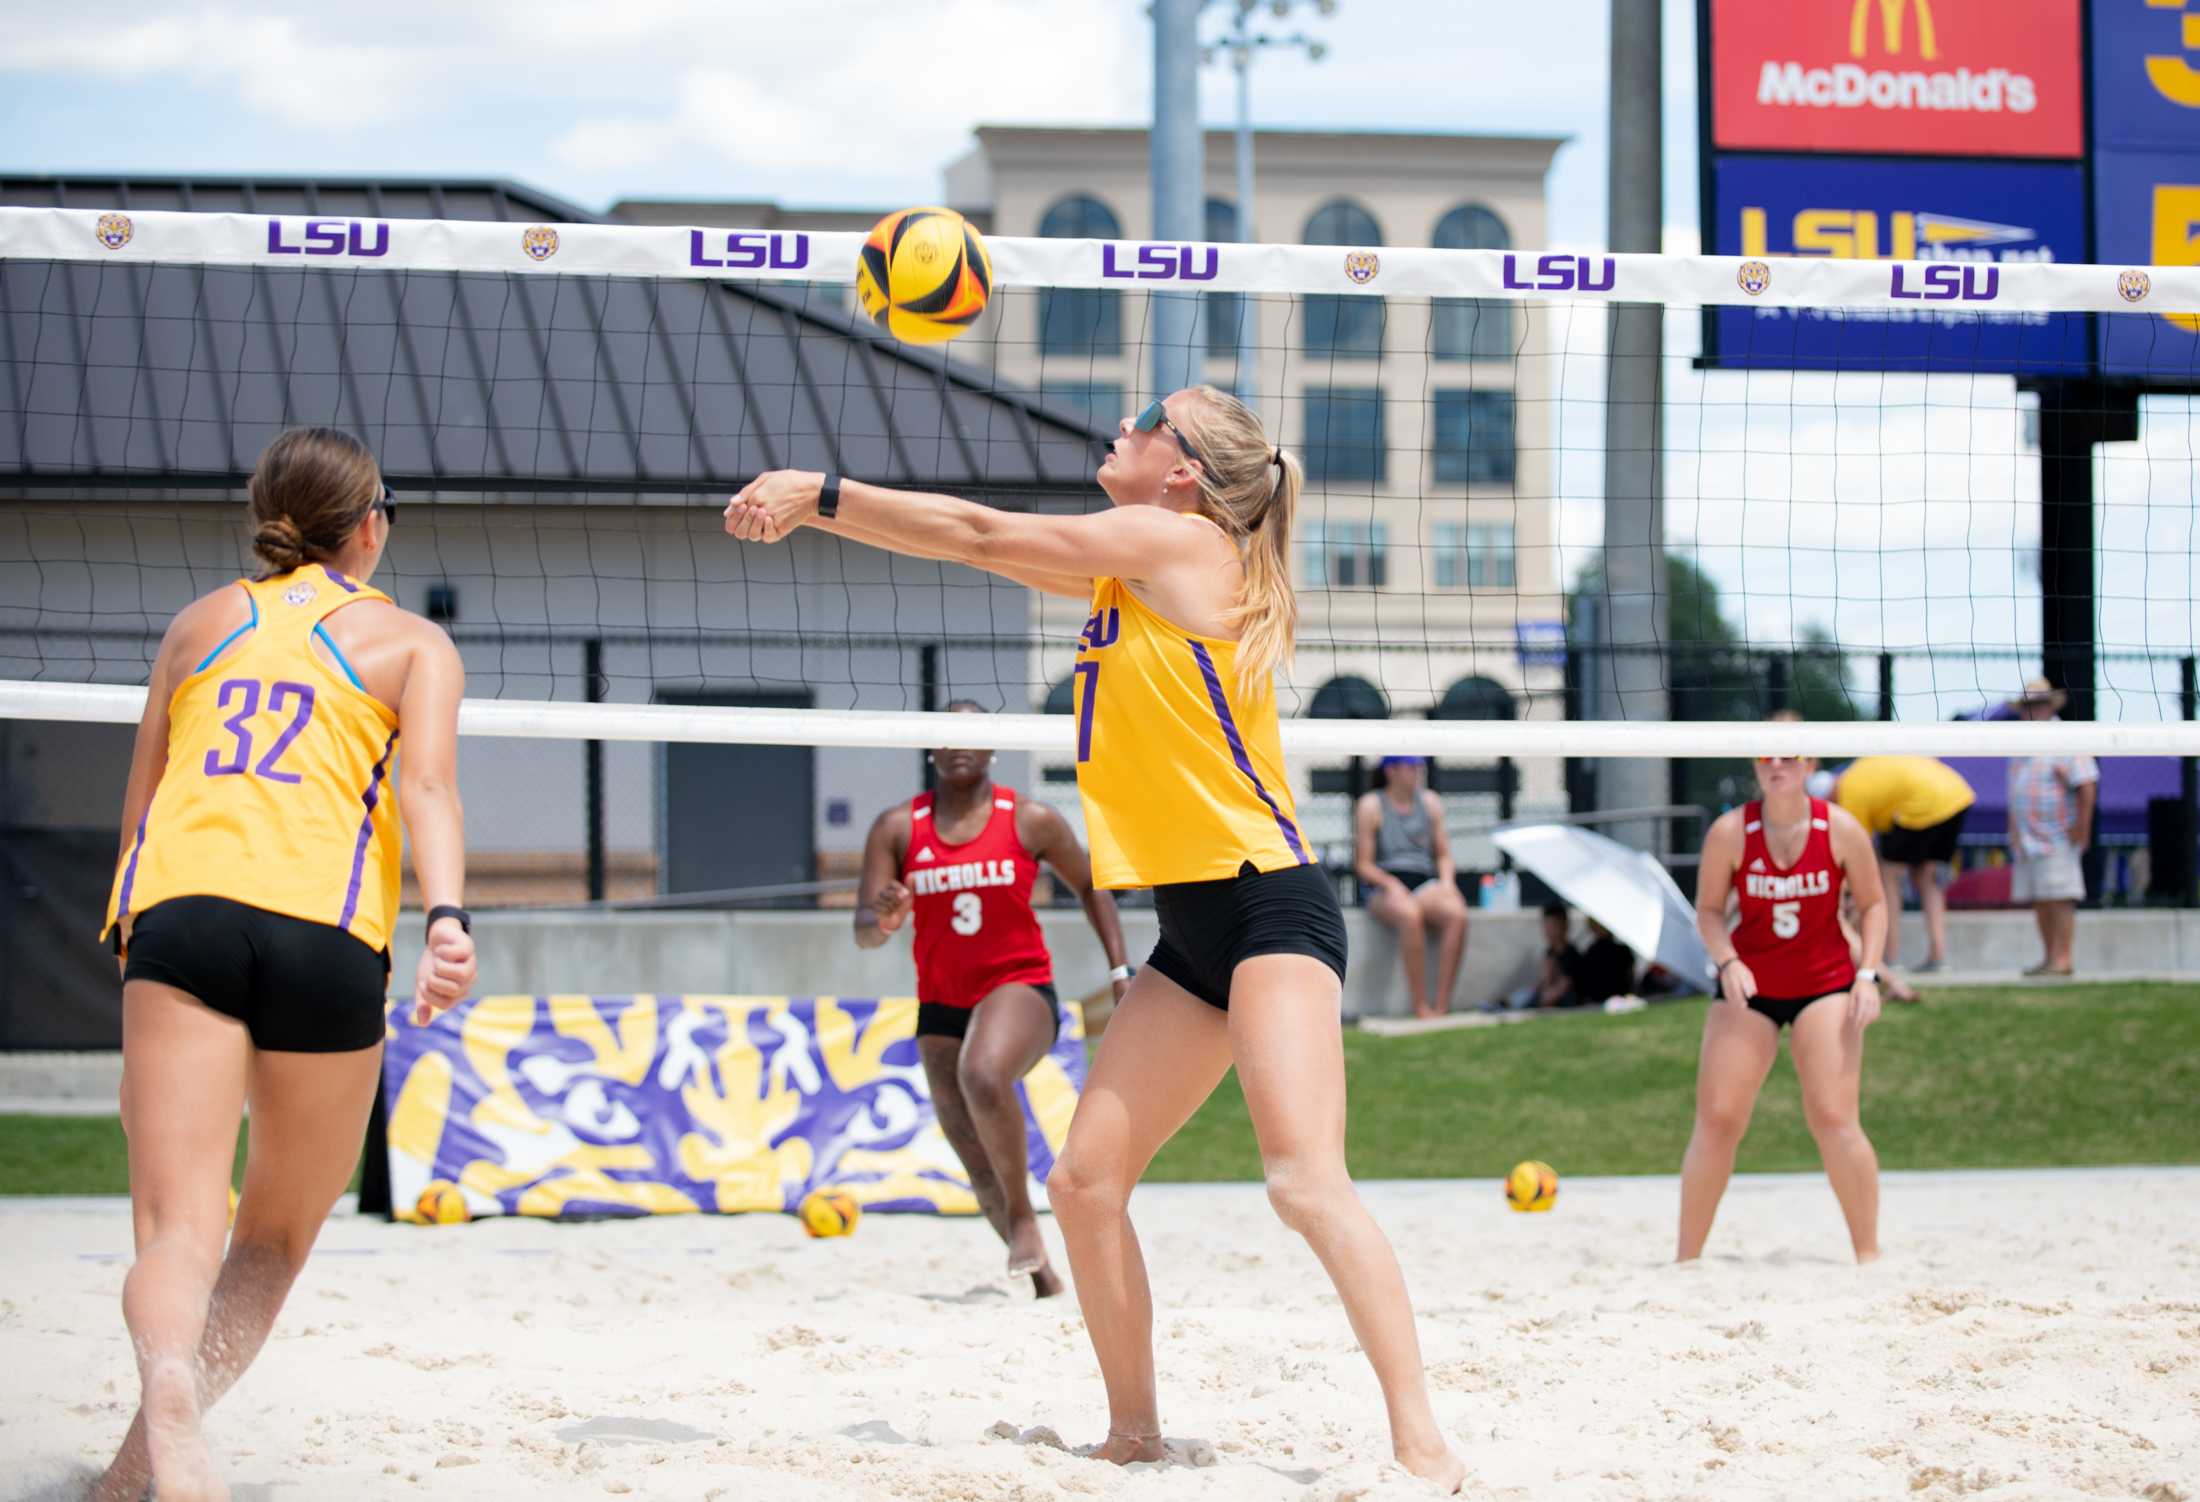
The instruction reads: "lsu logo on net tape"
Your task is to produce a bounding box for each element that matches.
[1343,250,1380,285]
[95,213,134,251]
[521,226,561,262]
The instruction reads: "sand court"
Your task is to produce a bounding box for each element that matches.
[4,1169,2196,1501]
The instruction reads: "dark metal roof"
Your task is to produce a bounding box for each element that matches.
[0,174,1111,502]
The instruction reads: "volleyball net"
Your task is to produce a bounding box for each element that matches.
[3,205,2197,782]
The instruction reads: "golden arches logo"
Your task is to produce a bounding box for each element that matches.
[1849,0,1937,60]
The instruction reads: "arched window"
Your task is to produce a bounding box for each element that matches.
[1204,198,1244,361]
[1431,675,1518,721]
[1301,199,1384,358]
[1432,204,1514,362]
[1038,195,1122,355]
[1309,674,1391,720]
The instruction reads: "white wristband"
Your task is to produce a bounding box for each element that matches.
[1109,964,1137,983]
[1855,968,1878,984]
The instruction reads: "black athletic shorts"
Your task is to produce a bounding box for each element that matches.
[1878,806,1968,866]
[915,984,1061,1045]
[122,895,390,1053]
[1147,862,1349,1011]
[1747,992,1843,1030]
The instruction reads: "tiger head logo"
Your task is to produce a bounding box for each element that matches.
[2117,268,2151,304]
[95,213,134,251]
[1343,250,1380,285]
[520,226,560,262]
[283,581,318,607]
[1737,260,1772,297]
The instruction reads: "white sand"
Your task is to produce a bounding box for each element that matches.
[3,1170,2196,1502]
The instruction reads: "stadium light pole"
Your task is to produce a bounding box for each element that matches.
[1202,0,1334,413]
[1598,0,1670,853]
[1152,0,1207,399]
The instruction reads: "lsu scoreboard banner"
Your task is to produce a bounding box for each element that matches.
[380,994,1085,1223]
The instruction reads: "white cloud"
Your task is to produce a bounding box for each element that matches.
[0,5,428,127]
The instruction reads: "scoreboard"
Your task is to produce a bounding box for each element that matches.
[1699,0,2200,381]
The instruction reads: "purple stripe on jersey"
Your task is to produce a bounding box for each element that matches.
[337,729,399,933]
[323,566,360,594]
[114,810,150,927]
[1186,640,1309,866]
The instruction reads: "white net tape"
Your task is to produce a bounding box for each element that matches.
[5,205,2197,313]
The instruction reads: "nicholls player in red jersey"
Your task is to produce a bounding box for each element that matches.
[1680,718,1891,1264]
[856,704,1131,1296]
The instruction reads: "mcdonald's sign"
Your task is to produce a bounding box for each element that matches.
[1707,0,2082,158]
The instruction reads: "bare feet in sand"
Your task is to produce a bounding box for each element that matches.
[1397,1438,1468,1493]
[1091,1428,1167,1465]
[1031,1262,1065,1299]
[143,1356,225,1502]
[1005,1217,1048,1281]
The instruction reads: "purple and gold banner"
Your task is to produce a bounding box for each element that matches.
[381,995,1085,1223]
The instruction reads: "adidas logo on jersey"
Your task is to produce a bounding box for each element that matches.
[1749,857,1765,872]
[914,845,937,862]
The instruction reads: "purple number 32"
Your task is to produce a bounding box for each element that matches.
[203,678,317,783]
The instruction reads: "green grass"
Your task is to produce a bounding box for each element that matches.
[3,986,2194,1193]
[0,1118,301,1197]
[1142,983,2200,1182]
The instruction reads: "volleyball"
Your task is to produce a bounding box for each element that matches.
[798,1186,862,1238]
[1505,1160,1558,1213]
[854,207,992,345]
[414,1180,471,1226]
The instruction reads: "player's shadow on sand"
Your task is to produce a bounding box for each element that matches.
[918,1284,1012,1305]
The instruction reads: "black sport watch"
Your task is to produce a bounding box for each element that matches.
[426,904,472,937]
[816,472,842,519]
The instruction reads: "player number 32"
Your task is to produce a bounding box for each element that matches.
[202,677,317,784]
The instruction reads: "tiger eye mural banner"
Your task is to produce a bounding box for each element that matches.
[380,995,1086,1222]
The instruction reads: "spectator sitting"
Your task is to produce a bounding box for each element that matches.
[1574,918,1638,1006]
[1354,754,1471,1018]
[1532,902,1583,1007]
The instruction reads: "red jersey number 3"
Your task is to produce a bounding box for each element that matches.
[902,787,1055,1009]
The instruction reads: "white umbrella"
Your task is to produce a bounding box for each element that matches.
[1492,824,1715,995]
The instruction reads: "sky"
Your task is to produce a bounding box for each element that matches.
[1,0,2191,718]
[0,0,1704,247]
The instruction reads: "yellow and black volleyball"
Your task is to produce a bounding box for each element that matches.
[799,1186,862,1238]
[854,207,992,345]
[1505,1159,1558,1213]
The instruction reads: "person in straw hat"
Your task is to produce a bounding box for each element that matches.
[2004,677,2096,977]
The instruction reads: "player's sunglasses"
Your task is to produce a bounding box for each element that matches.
[370,484,398,526]
[1754,755,1802,765]
[1132,398,1203,466]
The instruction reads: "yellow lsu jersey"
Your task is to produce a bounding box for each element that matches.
[105,564,404,954]
[1071,576,1310,889]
